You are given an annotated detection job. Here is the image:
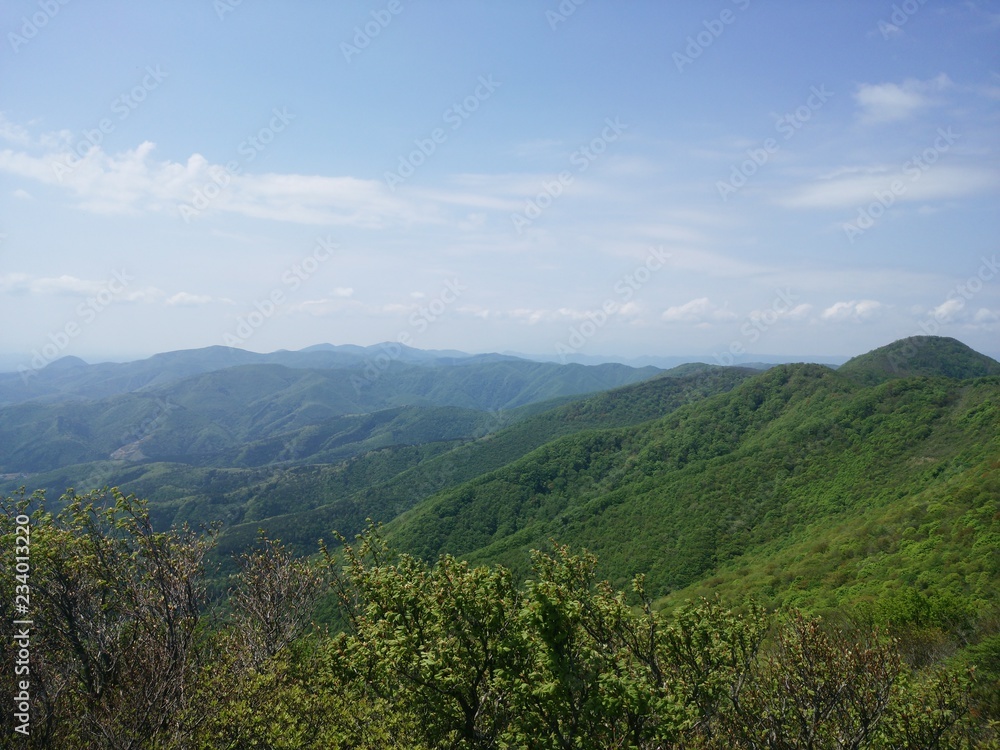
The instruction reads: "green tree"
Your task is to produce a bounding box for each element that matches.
[1,488,214,749]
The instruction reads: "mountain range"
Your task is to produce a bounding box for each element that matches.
[2,336,996,623]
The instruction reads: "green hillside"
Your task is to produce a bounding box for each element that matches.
[387,365,1000,606]
[207,365,756,561]
[838,335,1000,385]
[3,364,752,575]
[0,358,659,473]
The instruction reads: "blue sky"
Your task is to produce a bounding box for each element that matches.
[1,0,999,368]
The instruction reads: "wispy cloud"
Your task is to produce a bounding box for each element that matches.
[0,272,162,302]
[166,292,222,306]
[780,165,999,210]
[854,74,952,124]
[0,127,427,227]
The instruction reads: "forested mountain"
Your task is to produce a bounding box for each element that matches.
[0,352,659,473]
[0,343,524,406]
[4,364,755,563]
[838,335,1000,385]
[3,336,1000,746]
[388,363,998,601]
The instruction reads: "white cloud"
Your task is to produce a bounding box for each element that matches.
[0,131,427,227]
[780,165,999,210]
[0,272,163,302]
[661,298,737,324]
[821,299,883,322]
[166,292,215,306]
[0,273,105,296]
[332,287,354,298]
[0,113,71,150]
[973,308,1000,324]
[854,74,952,124]
[285,296,366,316]
[122,288,166,303]
[931,298,965,322]
[503,305,641,325]
[0,116,35,148]
[747,302,813,324]
[508,308,575,325]
[0,273,30,293]
[457,305,491,319]
[34,275,108,295]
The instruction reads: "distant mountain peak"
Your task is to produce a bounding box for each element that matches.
[838,336,1000,385]
[44,355,88,370]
